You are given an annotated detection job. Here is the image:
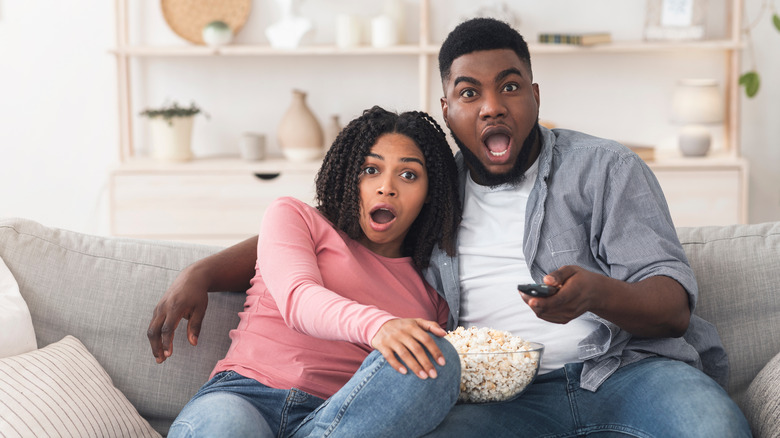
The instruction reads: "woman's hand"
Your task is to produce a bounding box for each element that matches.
[371,318,448,379]
[147,265,210,363]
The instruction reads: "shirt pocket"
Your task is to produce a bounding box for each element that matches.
[545,222,597,268]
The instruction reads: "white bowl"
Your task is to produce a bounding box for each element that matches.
[456,342,544,403]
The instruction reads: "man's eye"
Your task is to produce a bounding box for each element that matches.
[460,89,477,98]
[503,83,519,92]
[401,171,417,180]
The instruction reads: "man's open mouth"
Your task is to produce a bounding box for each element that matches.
[482,126,512,158]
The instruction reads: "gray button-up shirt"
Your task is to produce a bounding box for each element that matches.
[424,126,728,391]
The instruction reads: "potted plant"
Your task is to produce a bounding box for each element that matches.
[139,102,204,161]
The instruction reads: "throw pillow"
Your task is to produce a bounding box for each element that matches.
[0,255,36,358]
[0,335,161,438]
[744,351,780,438]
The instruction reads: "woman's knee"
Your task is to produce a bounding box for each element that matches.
[169,391,273,438]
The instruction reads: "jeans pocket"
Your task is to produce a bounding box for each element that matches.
[283,388,326,436]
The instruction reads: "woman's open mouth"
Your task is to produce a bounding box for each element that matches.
[369,205,397,231]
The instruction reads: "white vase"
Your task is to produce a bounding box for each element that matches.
[265,0,312,49]
[277,90,323,162]
[149,116,194,162]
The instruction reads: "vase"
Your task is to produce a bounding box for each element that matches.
[149,116,194,161]
[277,89,324,162]
[324,114,342,150]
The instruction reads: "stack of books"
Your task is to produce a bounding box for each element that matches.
[538,32,612,46]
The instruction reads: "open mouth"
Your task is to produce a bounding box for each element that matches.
[370,208,396,224]
[482,127,512,158]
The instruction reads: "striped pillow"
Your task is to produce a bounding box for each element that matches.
[0,335,160,438]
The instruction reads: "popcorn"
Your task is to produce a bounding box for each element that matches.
[444,326,542,403]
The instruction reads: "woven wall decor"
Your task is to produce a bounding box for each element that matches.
[161,0,252,45]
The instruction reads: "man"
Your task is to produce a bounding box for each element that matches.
[149,17,750,437]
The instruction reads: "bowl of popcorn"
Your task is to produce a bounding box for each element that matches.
[445,326,543,403]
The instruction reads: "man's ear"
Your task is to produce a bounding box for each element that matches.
[440,97,449,128]
[532,83,540,108]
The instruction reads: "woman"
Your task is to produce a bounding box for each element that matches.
[168,106,463,437]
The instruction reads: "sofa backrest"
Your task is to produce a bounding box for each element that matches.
[0,218,242,436]
[677,221,780,413]
[3,217,779,433]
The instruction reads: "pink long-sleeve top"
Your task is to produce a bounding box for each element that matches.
[212,197,449,400]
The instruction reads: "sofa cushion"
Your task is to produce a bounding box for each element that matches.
[0,255,37,358]
[0,218,246,436]
[0,335,160,437]
[744,351,780,438]
[677,221,780,412]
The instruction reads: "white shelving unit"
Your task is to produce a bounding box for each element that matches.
[110,0,747,246]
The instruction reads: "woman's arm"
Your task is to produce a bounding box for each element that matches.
[147,235,258,363]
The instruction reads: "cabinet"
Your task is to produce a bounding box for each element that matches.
[110,0,747,246]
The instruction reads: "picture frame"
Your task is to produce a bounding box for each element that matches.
[644,0,707,41]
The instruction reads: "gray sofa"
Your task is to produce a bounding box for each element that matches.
[0,217,778,437]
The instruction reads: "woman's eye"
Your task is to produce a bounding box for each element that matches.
[460,89,476,98]
[503,83,519,92]
[400,171,417,181]
[361,166,379,175]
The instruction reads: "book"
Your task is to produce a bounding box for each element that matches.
[538,32,612,46]
[623,143,656,162]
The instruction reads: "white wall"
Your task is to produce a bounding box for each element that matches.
[1,0,778,235]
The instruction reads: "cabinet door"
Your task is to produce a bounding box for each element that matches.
[653,169,743,227]
[110,171,316,243]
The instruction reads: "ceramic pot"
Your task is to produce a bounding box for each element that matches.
[277,90,324,162]
[149,116,194,161]
[324,114,342,150]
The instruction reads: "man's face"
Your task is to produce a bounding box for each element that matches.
[441,49,541,186]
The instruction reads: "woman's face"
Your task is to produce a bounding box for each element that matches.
[356,133,429,258]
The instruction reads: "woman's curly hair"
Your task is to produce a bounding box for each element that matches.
[315,106,461,270]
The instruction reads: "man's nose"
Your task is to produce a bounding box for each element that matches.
[480,91,507,120]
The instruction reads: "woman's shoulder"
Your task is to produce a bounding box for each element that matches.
[267,196,332,228]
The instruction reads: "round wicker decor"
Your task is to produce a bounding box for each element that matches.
[161,0,252,45]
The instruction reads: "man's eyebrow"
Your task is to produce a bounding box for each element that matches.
[453,76,479,88]
[496,68,524,83]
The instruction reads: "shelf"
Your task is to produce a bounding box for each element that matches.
[113,156,323,174]
[111,39,742,58]
[112,44,427,57]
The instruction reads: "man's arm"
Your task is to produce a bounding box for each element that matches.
[147,235,258,363]
[522,266,690,338]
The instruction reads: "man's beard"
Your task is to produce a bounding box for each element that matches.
[451,121,540,188]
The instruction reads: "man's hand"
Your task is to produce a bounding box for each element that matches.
[520,265,690,338]
[371,318,448,379]
[147,266,210,363]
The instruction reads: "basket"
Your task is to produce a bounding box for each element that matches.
[161,0,252,45]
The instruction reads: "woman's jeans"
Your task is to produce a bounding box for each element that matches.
[168,334,461,438]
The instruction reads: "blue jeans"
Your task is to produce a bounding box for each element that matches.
[168,334,460,437]
[422,357,751,437]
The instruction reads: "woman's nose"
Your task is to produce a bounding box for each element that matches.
[376,178,397,196]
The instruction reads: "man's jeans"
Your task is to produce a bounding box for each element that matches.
[168,334,460,437]
[423,356,751,438]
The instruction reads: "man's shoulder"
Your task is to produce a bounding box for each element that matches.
[549,128,633,159]
[545,128,648,175]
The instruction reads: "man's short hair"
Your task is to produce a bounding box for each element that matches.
[438,17,532,82]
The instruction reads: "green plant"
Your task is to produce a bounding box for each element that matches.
[139,101,204,125]
[740,0,780,98]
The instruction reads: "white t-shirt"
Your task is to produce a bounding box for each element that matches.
[457,161,598,373]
